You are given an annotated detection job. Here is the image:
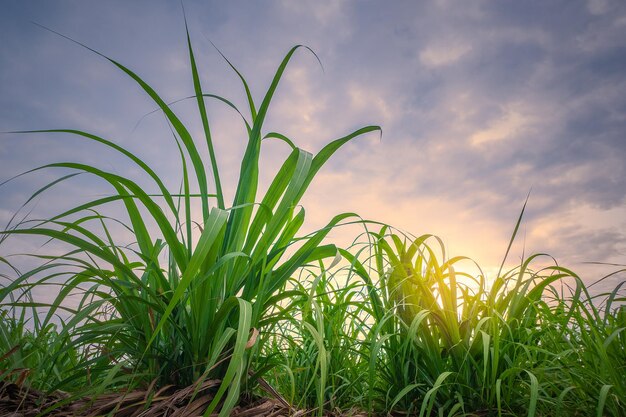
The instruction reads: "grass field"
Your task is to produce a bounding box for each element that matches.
[1,24,625,417]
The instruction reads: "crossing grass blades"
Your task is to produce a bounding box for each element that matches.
[0,20,379,417]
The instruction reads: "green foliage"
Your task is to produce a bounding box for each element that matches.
[268,224,625,417]
[0,308,79,390]
[263,262,371,414]
[261,217,625,417]
[0,23,378,416]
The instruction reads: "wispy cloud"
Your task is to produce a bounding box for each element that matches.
[1,0,625,291]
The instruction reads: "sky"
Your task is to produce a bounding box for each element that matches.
[1,0,625,295]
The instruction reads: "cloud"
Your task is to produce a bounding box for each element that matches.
[347,83,397,125]
[1,0,626,300]
[469,103,534,146]
[587,0,612,15]
[419,40,472,68]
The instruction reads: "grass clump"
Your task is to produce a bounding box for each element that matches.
[264,224,625,416]
[0,22,378,416]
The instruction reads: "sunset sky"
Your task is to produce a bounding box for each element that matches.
[1,1,625,294]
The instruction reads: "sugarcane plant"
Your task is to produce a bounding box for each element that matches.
[344,213,625,417]
[0,21,379,416]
